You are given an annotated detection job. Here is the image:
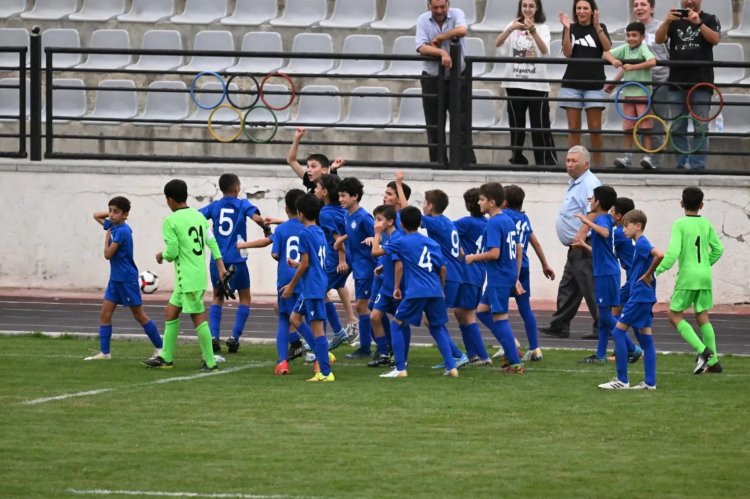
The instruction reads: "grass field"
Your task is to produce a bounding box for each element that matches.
[2,334,748,499]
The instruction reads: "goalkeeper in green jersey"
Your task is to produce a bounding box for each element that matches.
[656,187,724,375]
[141,179,227,371]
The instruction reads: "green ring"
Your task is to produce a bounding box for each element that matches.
[669,115,707,155]
[242,105,278,144]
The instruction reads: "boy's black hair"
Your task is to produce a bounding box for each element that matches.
[218,173,240,193]
[593,185,617,211]
[424,189,449,214]
[339,177,364,202]
[164,179,188,203]
[682,186,704,211]
[626,21,646,35]
[306,153,330,169]
[478,182,505,207]
[613,197,635,217]
[463,188,482,217]
[285,188,306,214]
[504,185,525,211]
[317,174,340,203]
[108,196,131,213]
[622,209,648,230]
[387,180,412,201]
[296,193,322,222]
[373,204,397,221]
[400,206,422,231]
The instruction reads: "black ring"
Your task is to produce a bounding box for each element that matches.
[226,74,260,111]
[651,82,685,121]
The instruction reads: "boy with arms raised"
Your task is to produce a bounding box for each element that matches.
[142,180,226,370]
[656,187,724,374]
[286,127,344,193]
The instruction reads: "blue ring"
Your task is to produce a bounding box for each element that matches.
[190,71,227,110]
[614,81,652,122]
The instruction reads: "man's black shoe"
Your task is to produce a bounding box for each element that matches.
[539,326,569,338]
[581,332,598,340]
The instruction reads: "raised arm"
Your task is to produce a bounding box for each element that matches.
[93,211,108,226]
[286,127,306,179]
[394,171,410,210]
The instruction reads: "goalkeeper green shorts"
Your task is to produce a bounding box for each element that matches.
[669,289,713,314]
[169,290,206,315]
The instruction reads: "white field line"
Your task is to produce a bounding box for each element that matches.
[67,489,315,499]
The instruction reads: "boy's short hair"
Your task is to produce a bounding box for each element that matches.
[218,173,240,194]
[504,185,525,210]
[164,179,188,203]
[626,21,646,35]
[317,174,340,201]
[400,206,422,231]
[296,193,322,222]
[478,182,505,207]
[463,187,482,217]
[285,188,306,214]
[613,197,635,217]
[108,196,131,213]
[306,153,330,169]
[373,204,397,221]
[622,209,648,230]
[387,180,411,200]
[339,177,364,202]
[424,189,449,214]
[593,185,617,211]
[682,186,704,211]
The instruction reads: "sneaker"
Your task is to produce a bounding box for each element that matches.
[287,340,308,361]
[312,352,337,373]
[212,337,221,354]
[640,156,656,170]
[614,156,632,169]
[328,329,348,350]
[598,378,630,390]
[141,355,173,369]
[523,348,543,362]
[345,349,371,360]
[500,356,511,368]
[84,352,111,361]
[630,381,657,390]
[307,371,335,382]
[367,353,391,368]
[579,354,608,364]
[379,367,408,378]
[226,337,240,354]
[443,368,459,378]
[274,360,290,375]
[501,364,526,375]
[345,322,359,345]
[694,347,713,374]
[492,346,505,359]
[200,361,219,372]
[706,362,723,374]
[468,357,492,367]
[628,345,644,364]
[455,353,470,369]
[214,354,226,363]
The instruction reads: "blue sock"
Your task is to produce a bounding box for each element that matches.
[382,316,391,347]
[288,331,301,344]
[313,335,331,376]
[429,325,456,370]
[636,332,657,387]
[209,304,222,339]
[490,319,520,365]
[142,320,162,348]
[403,324,412,361]
[459,324,478,358]
[449,338,464,359]
[467,322,489,360]
[374,334,389,356]
[232,305,250,340]
[612,325,629,384]
[296,322,316,348]
[623,331,636,354]
[325,302,343,334]
[276,315,290,362]
[596,306,615,359]
[358,314,372,353]
[99,324,112,354]
[477,311,493,332]
[390,320,407,371]
[515,293,539,350]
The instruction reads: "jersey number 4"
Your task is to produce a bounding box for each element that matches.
[419,246,433,272]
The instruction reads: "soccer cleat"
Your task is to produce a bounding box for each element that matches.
[84,352,111,361]
[345,322,359,345]
[706,362,723,374]
[501,364,525,375]
[307,371,335,382]
[274,360,290,375]
[367,353,391,368]
[630,381,657,390]
[579,354,608,364]
[345,349,371,360]
[328,329,349,350]
[212,337,222,354]
[694,347,713,374]
[214,354,226,363]
[226,337,240,354]
[380,368,408,378]
[468,357,493,366]
[200,361,219,372]
[598,378,630,390]
[492,346,505,359]
[150,348,162,359]
[312,352,337,373]
[640,156,656,170]
[305,352,317,363]
[141,355,173,369]
[614,156,632,169]
[287,340,308,361]
[455,353,470,369]
[523,348,543,362]
[443,368,459,378]
[628,345,644,364]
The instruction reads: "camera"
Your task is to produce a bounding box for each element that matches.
[675,8,690,18]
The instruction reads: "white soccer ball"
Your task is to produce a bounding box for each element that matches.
[139,270,159,294]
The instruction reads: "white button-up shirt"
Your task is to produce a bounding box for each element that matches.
[555,169,601,246]
[415,8,468,76]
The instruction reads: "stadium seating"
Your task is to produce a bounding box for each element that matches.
[389,87,425,133]
[170,0,228,25]
[602,101,624,132]
[127,30,184,72]
[178,31,235,73]
[76,30,132,70]
[0,28,29,68]
[713,43,746,84]
[465,37,487,77]
[728,2,750,37]
[335,86,391,131]
[118,0,175,23]
[42,78,86,123]
[21,0,77,20]
[371,0,426,31]
[227,32,284,74]
[0,78,30,122]
[319,0,377,29]
[471,89,498,128]
[259,83,292,123]
[545,0,575,34]
[0,0,26,19]
[41,29,81,69]
[328,35,385,75]
[379,36,422,77]
[69,0,126,22]
[84,79,138,125]
[546,39,566,81]
[598,0,630,33]
[471,0,515,32]
[551,103,593,130]
[712,94,750,134]
[278,33,334,74]
[221,0,277,26]
[451,0,477,25]
[135,80,189,126]
[712,0,735,31]
[287,85,341,129]
[269,0,327,28]
[186,81,240,127]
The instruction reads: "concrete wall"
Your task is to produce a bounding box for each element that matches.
[0,160,748,305]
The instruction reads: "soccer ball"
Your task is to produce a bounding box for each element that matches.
[139,270,159,294]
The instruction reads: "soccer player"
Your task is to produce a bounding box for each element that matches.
[380,206,459,378]
[466,182,525,375]
[281,193,334,382]
[199,173,270,354]
[142,179,226,370]
[286,127,344,193]
[656,187,724,374]
[598,209,663,390]
[87,197,163,360]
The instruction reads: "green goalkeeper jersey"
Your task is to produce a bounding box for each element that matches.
[656,215,723,290]
[162,207,222,293]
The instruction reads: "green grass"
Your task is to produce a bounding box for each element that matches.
[1,335,748,499]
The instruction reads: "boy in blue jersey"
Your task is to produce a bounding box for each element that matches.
[200,174,271,354]
[87,197,163,361]
[599,210,663,390]
[380,206,459,378]
[237,189,306,375]
[281,193,334,382]
[466,182,525,375]
[286,127,345,193]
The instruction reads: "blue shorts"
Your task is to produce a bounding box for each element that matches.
[559,86,608,110]
[326,268,349,291]
[355,278,373,301]
[480,286,511,315]
[372,289,399,315]
[443,281,461,309]
[619,301,654,329]
[395,297,448,327]
[595,274,620,307]
[455,283,482,310]
[368,276,383,310]
[104,280,142,307]
[210,261,250,291]
[619,283,631,307]
[278,291,299,316]
[293,297,327,323]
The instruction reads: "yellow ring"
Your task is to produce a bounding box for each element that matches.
[207,104,243,143]
[632,113,670,154]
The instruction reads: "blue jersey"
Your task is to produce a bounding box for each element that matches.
[318,204,349,273]
[421,214,464,283]
[199,196,259,264]
[106,220,138,282]
[270,218,304,290]
[591,213,619,276]
[484,212,519,288]
[380,230,402,293]
[385,232,444,299]
[454,215,487,287]
[345,207,376,279]
[503,208,533,269]
[298,225,328,299]
[628,235,657,303]
[614,225,635,277]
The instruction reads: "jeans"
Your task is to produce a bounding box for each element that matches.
[668,87,712,169]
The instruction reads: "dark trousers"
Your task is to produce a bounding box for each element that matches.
[506,87,558,166]
[420,72,476,165]
[549,246,598,334]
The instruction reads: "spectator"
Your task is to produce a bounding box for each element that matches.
[655,0,720,170]
[558,0,611,168]
[416,0,476,166]
[495,0,558,166]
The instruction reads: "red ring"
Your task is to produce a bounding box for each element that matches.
[259,72,296,111]
[687,82,722,122]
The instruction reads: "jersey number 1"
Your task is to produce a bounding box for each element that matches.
[189,226,205,256]
[695,236,701,263]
